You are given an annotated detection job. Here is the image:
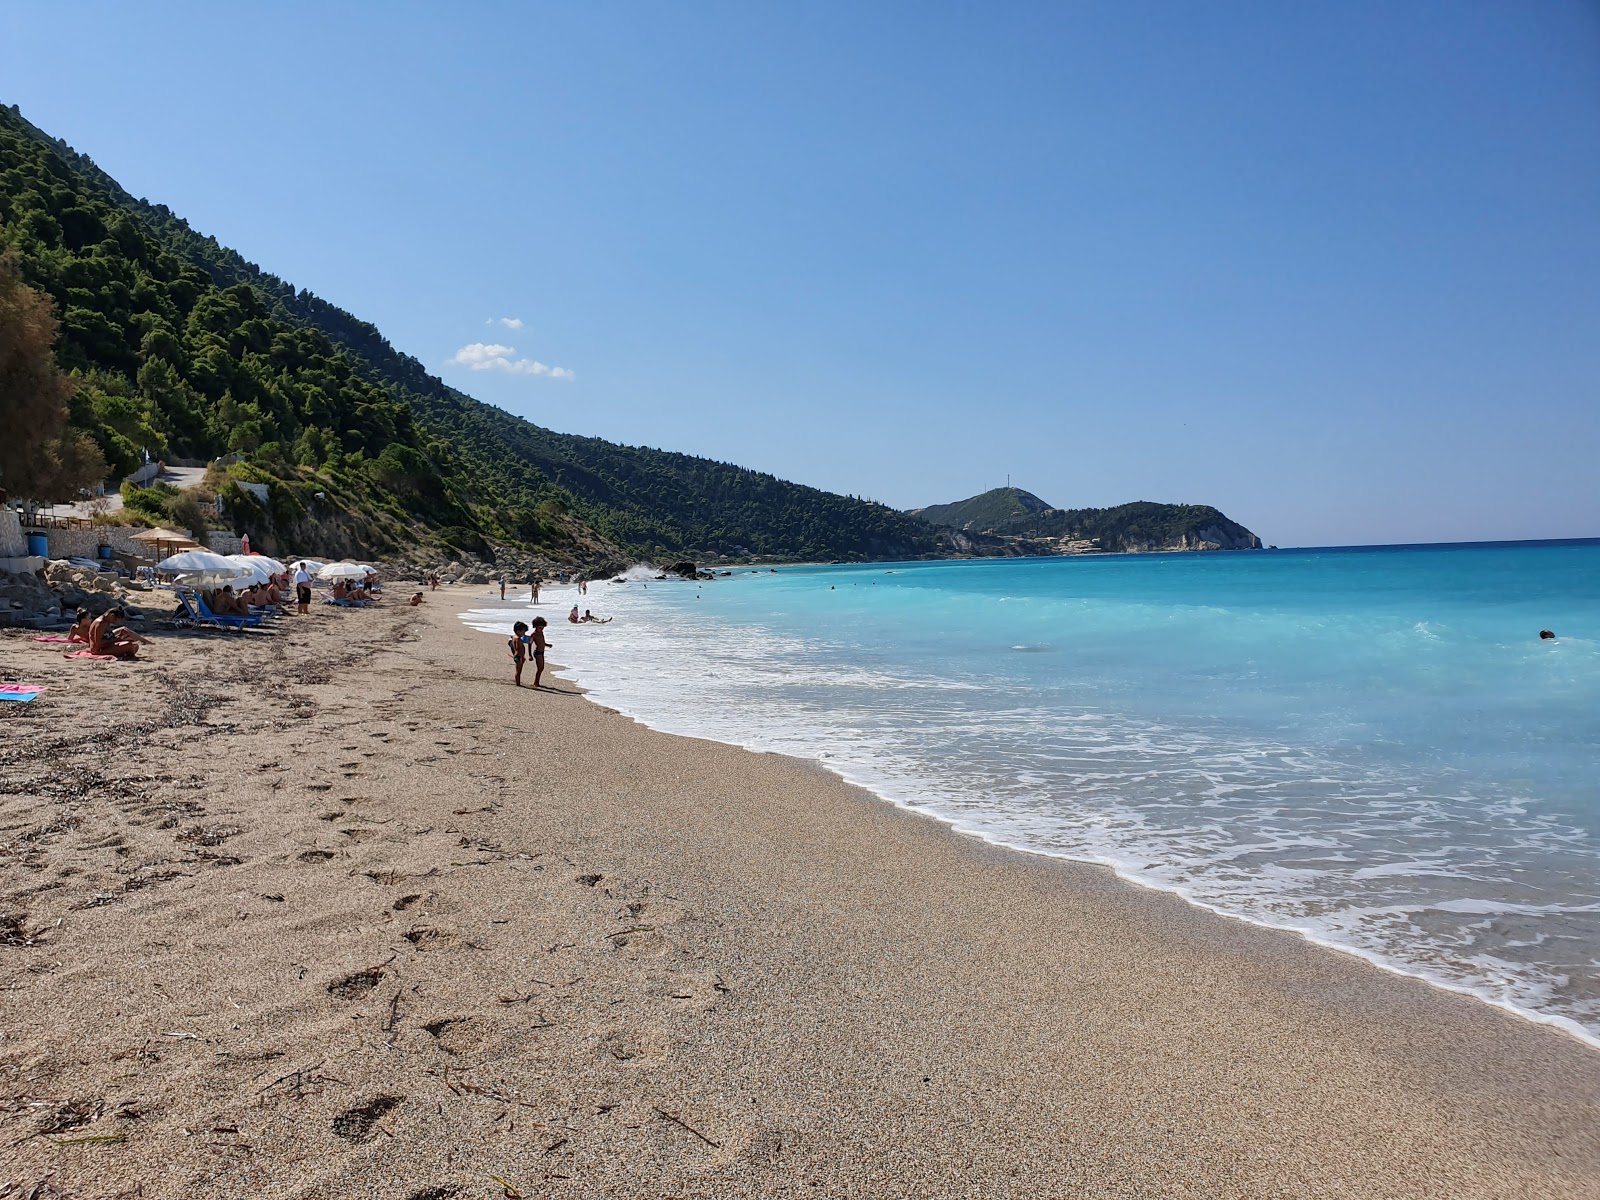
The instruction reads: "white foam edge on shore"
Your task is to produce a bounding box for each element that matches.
[458,604,1600,1054]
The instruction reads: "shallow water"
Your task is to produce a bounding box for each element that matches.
[463,542,1600,1045]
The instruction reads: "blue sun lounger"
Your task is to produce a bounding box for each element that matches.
[192,591,263,630]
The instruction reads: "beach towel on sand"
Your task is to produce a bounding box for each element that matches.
[64,650,118,661]
[0,684,44,701]
[31,635,73,643]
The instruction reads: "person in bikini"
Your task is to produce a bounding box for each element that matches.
[88,607,147,659]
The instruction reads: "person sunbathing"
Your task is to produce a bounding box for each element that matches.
[89,607,147,659]
[217,586,251,616]
[244,584,282,613]
[66,608,94,643]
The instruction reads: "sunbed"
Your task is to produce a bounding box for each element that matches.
[193,591,263,629]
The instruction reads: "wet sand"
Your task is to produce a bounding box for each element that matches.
[1,591,1596,1198]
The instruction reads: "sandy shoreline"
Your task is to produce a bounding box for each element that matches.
[2,590,1597,1198]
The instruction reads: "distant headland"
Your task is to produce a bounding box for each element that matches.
[907,487,1263,554]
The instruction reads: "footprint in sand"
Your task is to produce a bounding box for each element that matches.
[331,1094,403,1143]
[327,966,386,999]
[402,925,456,950]
[298,849,336,863]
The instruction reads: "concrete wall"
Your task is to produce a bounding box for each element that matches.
[39,526,153,561]
[0,510,24,557]
[124,461,161,487]
[20,521,242,562]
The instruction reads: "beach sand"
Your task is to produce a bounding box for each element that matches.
[1,592,1596,1199]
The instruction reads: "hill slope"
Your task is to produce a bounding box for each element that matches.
[908,487,1053,531]
[0,104,939,563]
[909,489,1261,552]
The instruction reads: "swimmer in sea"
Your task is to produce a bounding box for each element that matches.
[1540,630,1556,640]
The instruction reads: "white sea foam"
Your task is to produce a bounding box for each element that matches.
[458,563,1600,1050]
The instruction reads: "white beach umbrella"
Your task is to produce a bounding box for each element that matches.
[158,549,252,585]
[247,555,286,574]
[317,562,372,581]
[291,559,327,573]
[224,555,275,586]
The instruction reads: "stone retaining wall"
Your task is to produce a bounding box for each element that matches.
[15,521,243,563]
[0,510,25,557]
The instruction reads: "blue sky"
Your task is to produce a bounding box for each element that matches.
[3,2,1596,546]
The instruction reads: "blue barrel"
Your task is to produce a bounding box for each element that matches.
[26,532,47,556]
[98,544,113,559]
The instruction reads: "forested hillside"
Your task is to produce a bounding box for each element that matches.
[909,488,1262,552]
[0,104,939,562]
[908,487,1053,531]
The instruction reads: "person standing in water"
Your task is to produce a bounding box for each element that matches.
[500,578,506,601]
[531,579,540,604]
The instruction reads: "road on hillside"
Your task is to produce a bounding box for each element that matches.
[51,464,211,520]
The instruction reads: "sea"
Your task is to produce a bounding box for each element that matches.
[462,541,1600,1046]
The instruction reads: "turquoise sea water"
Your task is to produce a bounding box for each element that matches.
[464,541,1600,1044]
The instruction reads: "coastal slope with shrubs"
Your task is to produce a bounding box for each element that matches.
[0,104,939,563]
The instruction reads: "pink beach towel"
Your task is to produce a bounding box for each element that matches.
[32,636,73,643]
[64,650,118,661]
[0,683,44,701]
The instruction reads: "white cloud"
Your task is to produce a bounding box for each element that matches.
[447,342,574,381]
[486,316,525,330]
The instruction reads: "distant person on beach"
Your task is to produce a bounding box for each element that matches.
[1540,630,1556,640]
[500,579,506,600]
[531,580,540,603]
[569,605,581,623]
[530,616,549,687]
[509,620,530,686]
[429,573,439,592]
[294,562,312,614]
[409,592,425,606]
[581,609,612,624]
